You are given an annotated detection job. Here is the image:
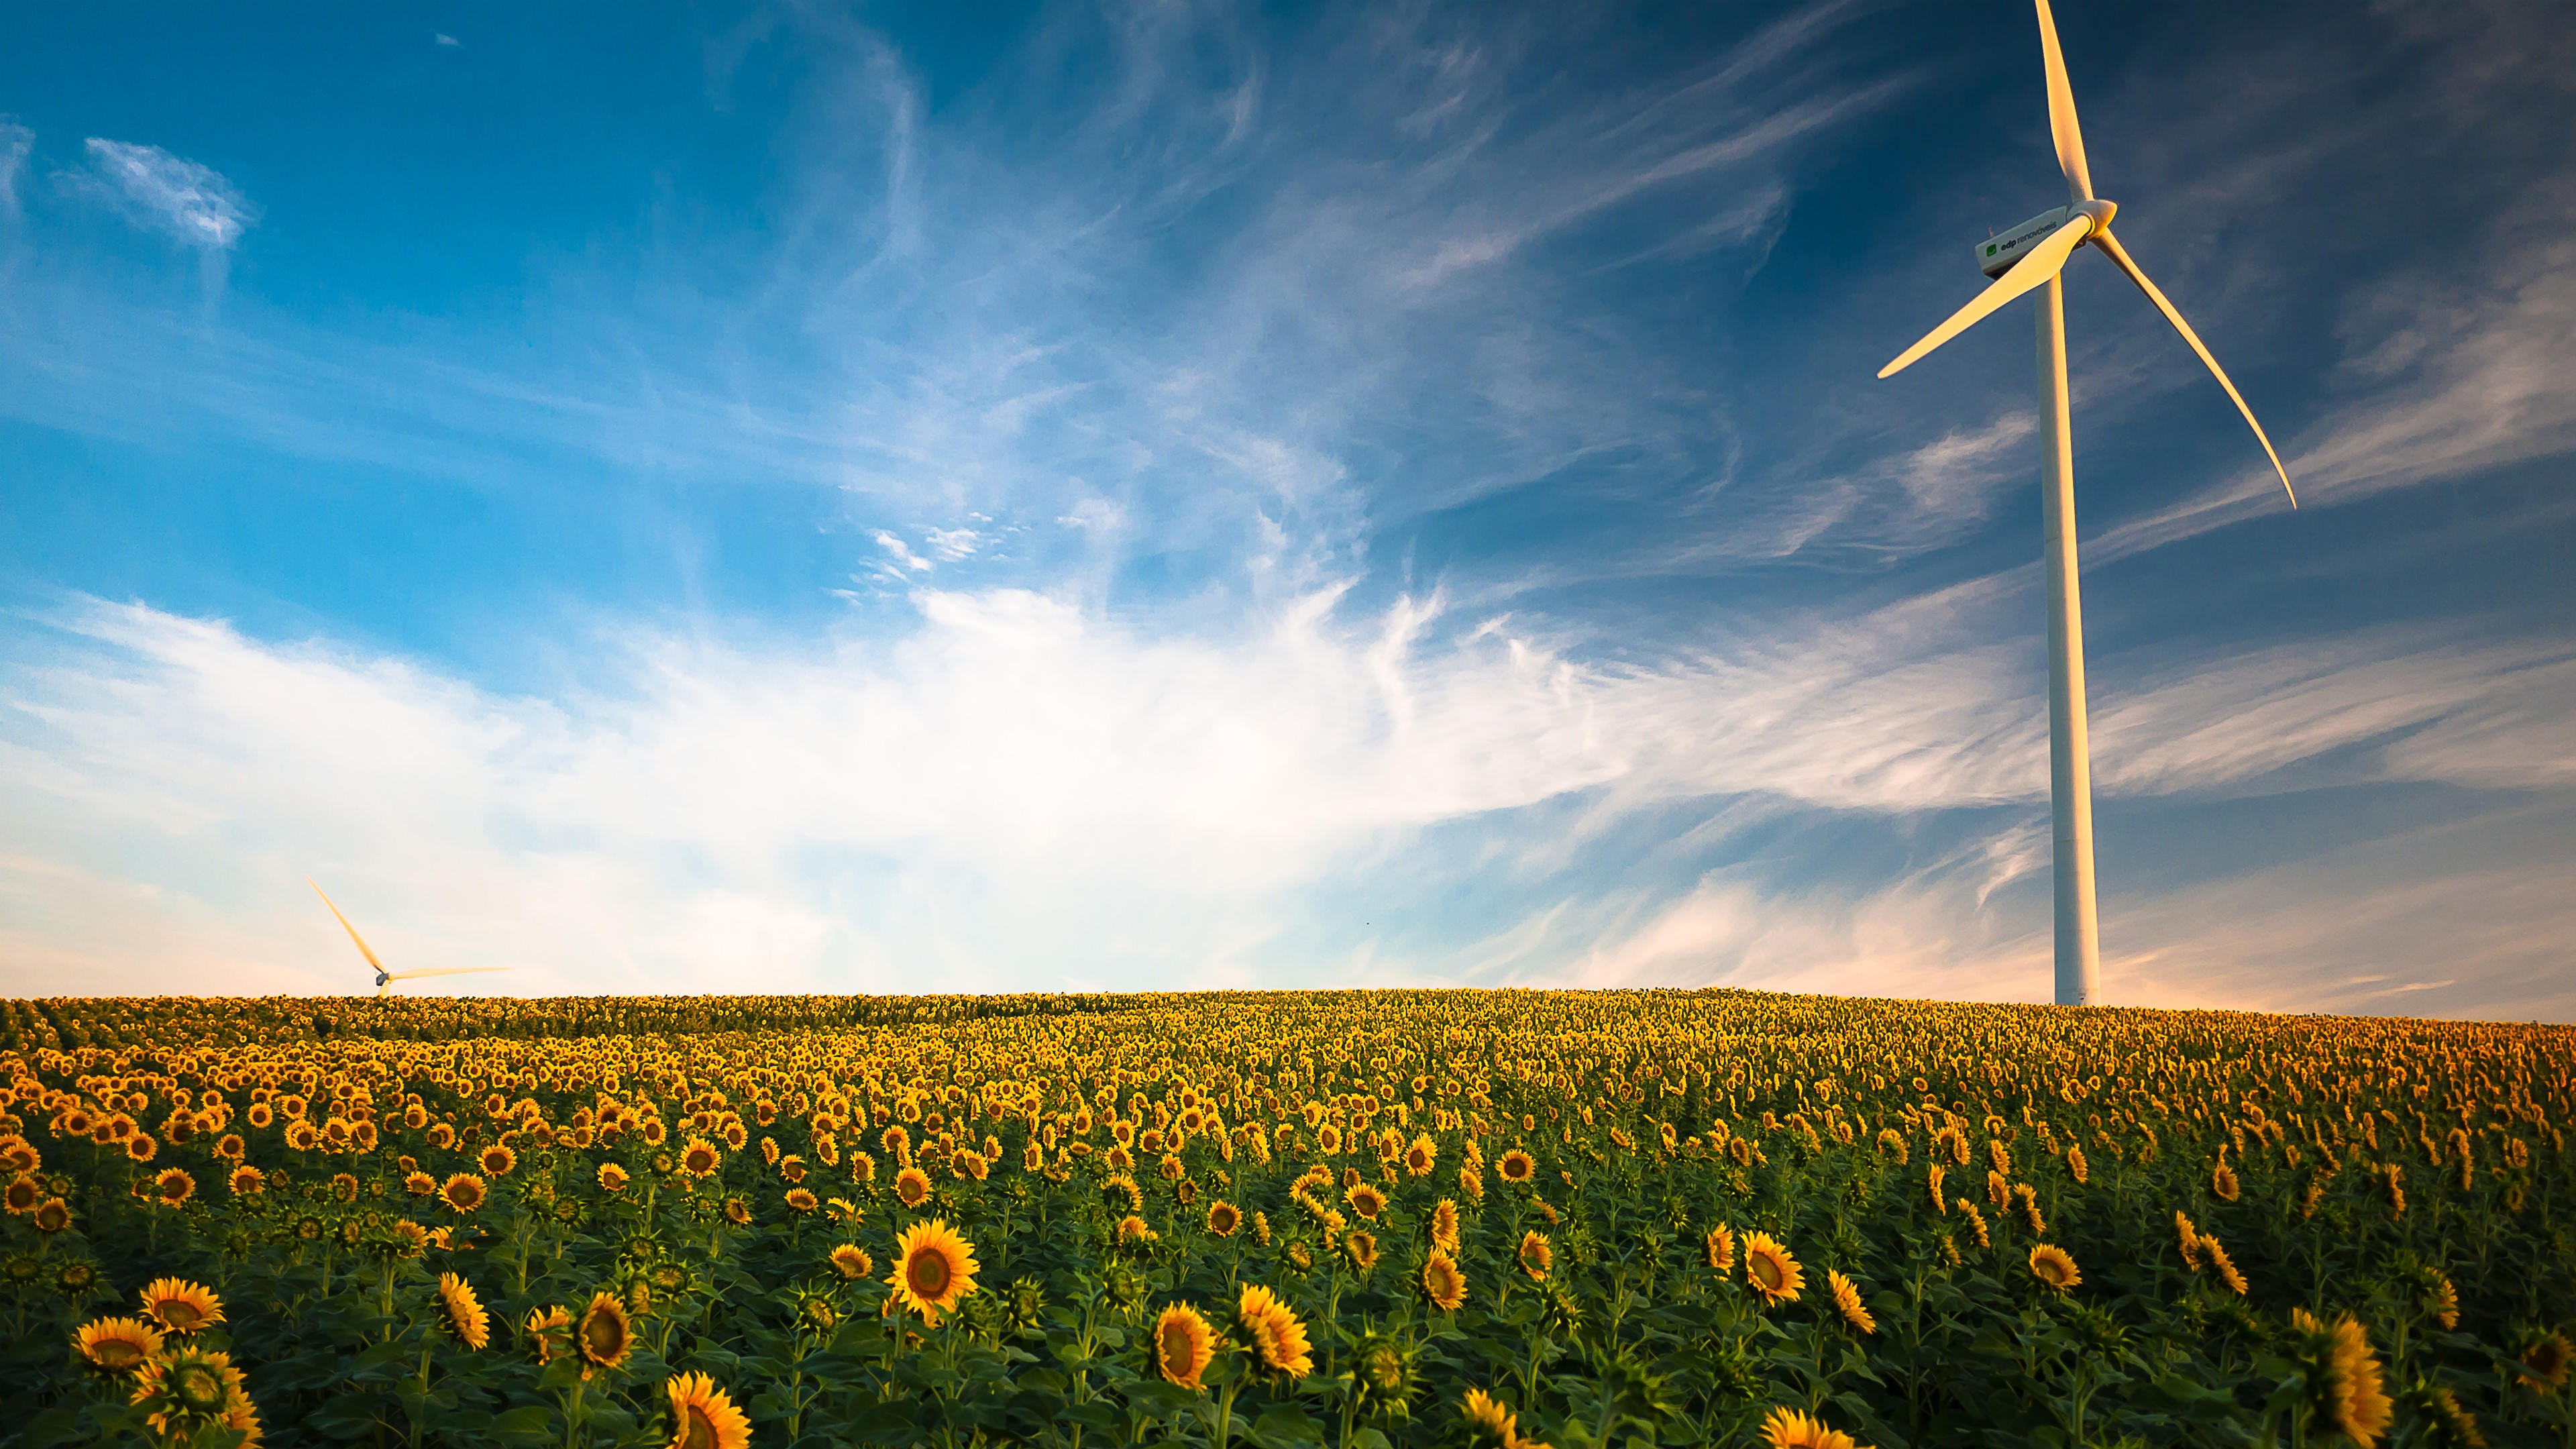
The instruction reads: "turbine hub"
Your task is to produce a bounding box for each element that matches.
[2073,197,2118,233]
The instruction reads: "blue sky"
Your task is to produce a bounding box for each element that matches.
[3,0,2571,1015]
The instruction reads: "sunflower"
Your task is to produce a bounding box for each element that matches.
[598,1163,631,1193]
[129,1344,259,1445]
[1827,1269,1876,1332]
[1346,1182,1387,1220]
[665,1371,752,1449]
[1760,1405,1860,1449]
[578,1291,635,1376]
[1461,1388,1523,1446]
[1421,1249,1468,1311]
[525,1304,573,1364]
[887,1219,981,1327]
[1431,1199,1462,1254]
[2524,1331,2575,1390]
[784,1187,818,1214]
[5,1175,41,1214]
[1346,1230,1380,1273]
[1743,1232,1805,1305]
[1705,1224,1735,1273]
[830,1244,874,1280]
[74,1316,164,1373]
[2174,1210,2203,1269]
[1238,1284,1313,1379]
[139,1277,225,1335]
[1497,1150,1536,1184]
[679,1138,722,1178]
[436,1273,490,1350]
[1207,1199,1242,1236]
[894,1167,934,1208]
[2204,1236,2248,1295]
[2029,1244,2081,1292]
[1405,1134,1438,1177]
[1154,1302,1217,1389]
[722,1197,751,1226]
[1516,1230,1552,1283]
[402,1171,435,1197]
[2428,1275,2459,1331]
[1117,1214,1159,1248]
[440,1173,487,1214]
[480,1144,517,1177]
[2292,1309,2392,1446]
[32,1197,70,1234]
[152,1169,195,1207]
[2212,1163,2241,1202]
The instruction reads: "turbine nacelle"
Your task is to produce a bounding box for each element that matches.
[1977,199,2116,278]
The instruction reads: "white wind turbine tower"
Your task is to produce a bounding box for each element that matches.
[1878,0,2296,1006]
[308,877,510,998]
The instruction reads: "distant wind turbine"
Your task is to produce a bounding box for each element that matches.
[1876,0,2296,1006]
[307,877,508,998]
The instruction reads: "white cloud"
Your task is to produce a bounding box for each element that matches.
[0,118,32,211]
[5,588,2571,1010]
[77,138,256,249]
[435,34,461,48]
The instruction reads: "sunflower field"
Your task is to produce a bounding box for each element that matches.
[1,989,2571,1449]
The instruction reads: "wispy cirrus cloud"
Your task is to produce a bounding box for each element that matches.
[72,138,256,250]
[0,118,32,212]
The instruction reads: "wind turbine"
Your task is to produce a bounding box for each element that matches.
[1877,0,2295,1006]
[307,877,509,998]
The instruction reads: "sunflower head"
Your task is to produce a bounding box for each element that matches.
[887,1219,981,1327]
[2523,1330,2575,1391]
[1351,1328,1421,1419]
[576,1291,634,1376]
[894,1167,934,1208]
[2029,1244,2081,1293]
[1827,1269,1877,1333]
[74,1316,164,1373]
[1497,1150,1536,1184]
[1430,1199,1462,1254]
[666,1371,753,1449]
[1346,1182,1387,1220]
[1743,1233,1804,1305]
[597,1162,630,1193]
[1237,1284,1313,1379]
[480,1144,517,1177]
[1153,1301,1216,1389]
[440,1173,487,1215]
[1760,1406,1860,1449]
[1207,1199,1242,1236]
[1421,1249,1467,1311]
[680,1138,722,1179]
[138,1277,225,1335]
[2290,1308,2393,1445]
[1705,1223,1735,1273]
[1345,1230,1380,1274]
[525,1304,573,1364]
[1517,1230,1552,1283]
[129,1344,256,1441]
[830,1244,874,1280]
[436,1273,490,1350]
[152,1168,195,1207]
[1460,1388,1520,1448]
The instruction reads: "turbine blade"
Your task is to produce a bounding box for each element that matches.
[2090,228,2298,507]
[1879,215,2092,379]
[386,967,512,981]
[307,876,385,973]
[2035,0,2094,203]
